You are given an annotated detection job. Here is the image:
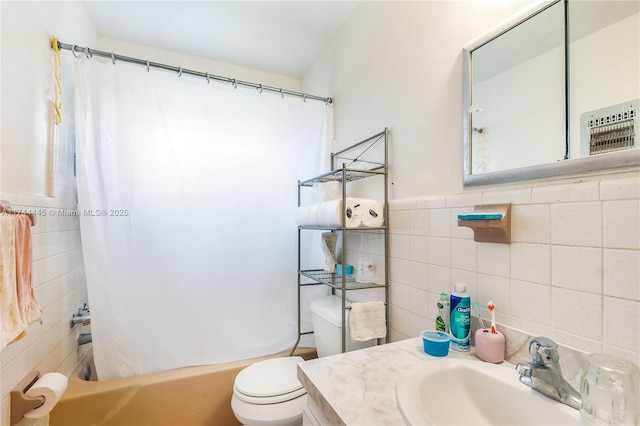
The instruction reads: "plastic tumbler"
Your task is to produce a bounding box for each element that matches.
[580,353,640,425]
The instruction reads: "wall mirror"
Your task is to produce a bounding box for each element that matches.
[463,0,640,186]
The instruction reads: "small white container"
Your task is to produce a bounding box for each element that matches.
[309,296,376,357]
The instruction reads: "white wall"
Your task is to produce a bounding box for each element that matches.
[0,2,95,425]
[1,1,95,195]
[95,37,302,93]
[303,1,640,365]
[303,0,534,199]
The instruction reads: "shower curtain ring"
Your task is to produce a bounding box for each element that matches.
[111,52,116,65]
[71,45,79,59]
[280,88,284,99]
[206,73,210,84]
[232,79,237,89]
[178,67,182,77]
[258,84,263,94]
[85,47,91,59]
[303,94,307,103]
[146,60,150,72]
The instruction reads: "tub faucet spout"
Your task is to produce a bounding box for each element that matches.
[77,333,92,345]
[515,336,581,410]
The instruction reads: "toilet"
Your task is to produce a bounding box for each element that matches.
[231,356,307,426]
[231,295,376,425]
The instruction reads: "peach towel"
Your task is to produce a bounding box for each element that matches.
[1,215,24,349]
[15,215,42,326]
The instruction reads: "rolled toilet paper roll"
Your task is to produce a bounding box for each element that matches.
[23,372,68,418]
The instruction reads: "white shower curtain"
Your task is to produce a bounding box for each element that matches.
[74,58,331,380]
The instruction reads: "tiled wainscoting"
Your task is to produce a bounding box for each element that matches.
[0,187,88,425]
[387,174,640,366]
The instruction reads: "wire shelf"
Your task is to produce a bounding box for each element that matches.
[300,269,385,290]
[298,168,384,187]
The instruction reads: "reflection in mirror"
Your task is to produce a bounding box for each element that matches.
[568,1,639,159]
[470,1,565,174]
[463,0,640,187]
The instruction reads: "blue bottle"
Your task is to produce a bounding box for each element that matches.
[449,283,470,351]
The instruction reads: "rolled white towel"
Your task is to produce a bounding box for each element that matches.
[295,198,384,228]
[348,301,386,342]
[352,199,384,227]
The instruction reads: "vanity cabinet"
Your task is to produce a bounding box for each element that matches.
[291,128,389,355]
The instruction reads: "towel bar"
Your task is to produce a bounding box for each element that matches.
[0,200,36,226]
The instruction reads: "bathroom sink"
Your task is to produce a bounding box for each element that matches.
[396,358,581,425]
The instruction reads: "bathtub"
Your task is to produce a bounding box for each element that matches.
[50,348,316,426]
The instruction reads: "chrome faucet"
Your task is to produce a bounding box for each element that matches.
[70,303,90,328]
[77,332,92,345]
[515,336,582,410]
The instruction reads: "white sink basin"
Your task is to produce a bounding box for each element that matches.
[396,358,581,425]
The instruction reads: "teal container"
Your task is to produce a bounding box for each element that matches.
[449,283,470,351]
[422,330,451,357]
[336,264,353,277]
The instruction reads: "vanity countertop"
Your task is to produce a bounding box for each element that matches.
[297,338,507,425]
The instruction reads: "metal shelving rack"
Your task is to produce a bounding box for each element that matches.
[291,128,389,355]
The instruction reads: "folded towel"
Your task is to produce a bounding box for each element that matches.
[295,198,384,228]
[312,181,342,203]
[348,301,386,342]
[15,215,42,326]
[1,215,25,349]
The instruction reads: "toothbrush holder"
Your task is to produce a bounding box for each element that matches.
[475,328,505,363]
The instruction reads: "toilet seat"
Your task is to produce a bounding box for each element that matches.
[234,356,305,404]
[234,384,307,405]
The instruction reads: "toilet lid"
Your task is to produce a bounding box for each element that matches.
[233,384,307,405]
[235,356,305,399]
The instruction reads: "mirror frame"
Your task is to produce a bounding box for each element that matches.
[462,0,640,187]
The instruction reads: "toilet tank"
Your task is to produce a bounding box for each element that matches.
[309,295,376,357]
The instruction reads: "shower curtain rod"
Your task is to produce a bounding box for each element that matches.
[54,40,333,104]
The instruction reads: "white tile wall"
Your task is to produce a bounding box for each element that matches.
[387,174,640,366]
[0,186,88,425]
[551,246,602,293]
[603,200,640,249]
[511,243,551,285]
[603,249,640,300]
[551,202,602,247]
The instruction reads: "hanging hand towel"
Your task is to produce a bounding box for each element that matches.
[348,301,386,342]
[15,215,42,326]
[1,215,26,349]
